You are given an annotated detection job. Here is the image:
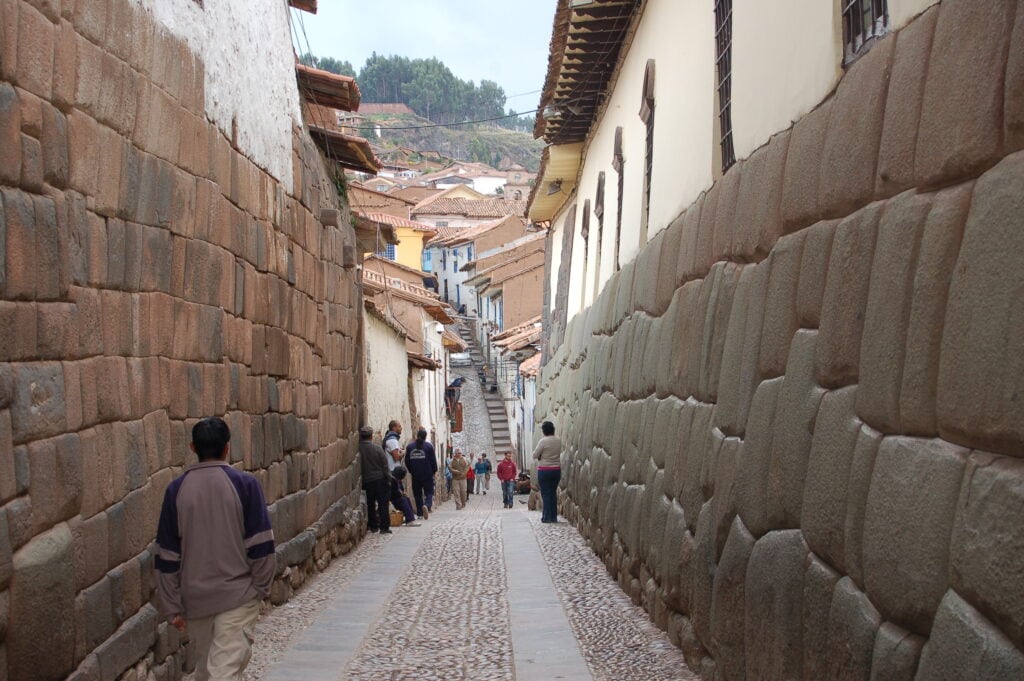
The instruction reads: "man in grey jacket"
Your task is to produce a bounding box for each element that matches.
[155,417,275,681]
[359,425,394,534]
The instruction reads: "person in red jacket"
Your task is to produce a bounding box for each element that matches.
[497,451,518,509]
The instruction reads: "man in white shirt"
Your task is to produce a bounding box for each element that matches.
[383,420,404,471]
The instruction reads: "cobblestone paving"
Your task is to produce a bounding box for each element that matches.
[530,517,697,681]
[343,510,514,681]
[242,532,394,680]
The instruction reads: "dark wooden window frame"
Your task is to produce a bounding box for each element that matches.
[639,59,656,246]
[580,199,591,309]
[842,0,889,65]
[714,0,735,173]
[613,126,624,272]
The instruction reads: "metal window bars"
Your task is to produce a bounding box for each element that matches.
[714,0,735,173]
[843,0,889,64]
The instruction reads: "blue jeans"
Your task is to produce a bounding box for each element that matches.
[537,469,561,522]
[501,480,515,507]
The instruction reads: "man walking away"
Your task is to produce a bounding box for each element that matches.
[483,454,493,492]
[474,455,488,495]
[497,452,517,509]
[405,428,438,519]
[358,425,393,535]
[532,421,563,523]
[383,420,404,471]
[449,449,470,509]
[155,417,275,681]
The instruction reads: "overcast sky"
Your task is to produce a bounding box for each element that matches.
[290,1,556,111]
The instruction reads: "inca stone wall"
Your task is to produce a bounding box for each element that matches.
[538,2,1024,679]
[0,1,366,680]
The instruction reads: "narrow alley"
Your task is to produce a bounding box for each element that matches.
[243,364,693,681]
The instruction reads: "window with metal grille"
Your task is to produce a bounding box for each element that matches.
[613,127,624,272]
[714,0,735,173]
[376,243,396,260]
[639,59,656,246]
[842,0,889,64]
[594,172,605,299]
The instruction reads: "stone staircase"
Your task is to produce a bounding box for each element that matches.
[459,325,513,454]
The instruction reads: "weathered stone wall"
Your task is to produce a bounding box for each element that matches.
[537,1,1024,679]
[0,1,366,680]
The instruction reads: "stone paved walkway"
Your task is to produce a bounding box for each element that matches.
[245,489,696,681]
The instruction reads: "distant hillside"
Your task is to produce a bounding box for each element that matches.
[361,112,545,173]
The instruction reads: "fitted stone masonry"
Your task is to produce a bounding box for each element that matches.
[0,1,366,680]
[537,1,1024,679]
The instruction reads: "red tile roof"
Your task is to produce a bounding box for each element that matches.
[413,197,527,218]
[358,212,436,232]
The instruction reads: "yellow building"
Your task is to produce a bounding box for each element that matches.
[356,212,437,271]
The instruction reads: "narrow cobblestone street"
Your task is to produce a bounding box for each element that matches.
[238,364,695,681]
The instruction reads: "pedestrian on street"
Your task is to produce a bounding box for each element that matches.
[532,421,563,523]
[405,428,438,519]
[449,449,470,509]
[497,452,518,509]
[483,454,493,492]
[445,458,453,495]
[155,417,276,681]
[359,425,393,535]
[466,460,476,495]
[383,420,404,471]
[474,455,488,495]
[390,466,421,526]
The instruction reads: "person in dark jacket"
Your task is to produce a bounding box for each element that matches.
[404,428,438,518]
[155,417,275,681]
[390,466,421,526]
[359,425,393,534]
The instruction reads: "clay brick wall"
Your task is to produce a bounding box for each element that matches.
[537,1,1024,678]
[0,2,366,680]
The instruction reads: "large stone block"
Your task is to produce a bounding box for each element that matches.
[766,330,825,530]
[803,553,840,681]
[915,0,1015,187]
[92,604,158,681]
[899,183,971,437]
[949,452,1024,648]
[869,622,923,681]
[709,516,754,681]
[857,190,932,434]
[816,202,883,388]
[694,184,719,277]
[734,378,782,538]
[827,577,881,681]
[733,133,785,260]
[697,263,741,403]
[876,6,937,196]
[0,84,20,186]
[915,591,1024,680]
[863,436,967,634]
[1008,2,1024,152]
[690,501,716,649]
[27,433,82,531]
[744,530,806,681]
[794,219,837,329]
[710,436,741,560]
[10,362,65,444]
[937,153,1024,456]
[820,33,893,218]
[781,100,832,232]
[715,262,769,438]
[712,163,742,264]
[758,233,803,379]
[8,523,75,681]
[801,386,861,573]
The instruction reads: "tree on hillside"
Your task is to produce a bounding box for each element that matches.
[298,52,356,78]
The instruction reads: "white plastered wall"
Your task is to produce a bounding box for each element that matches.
[732,0,843,162]
[562,0,716,313]
[364,314,412,437]
[732,0,940,162]
[136,0,301,189]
